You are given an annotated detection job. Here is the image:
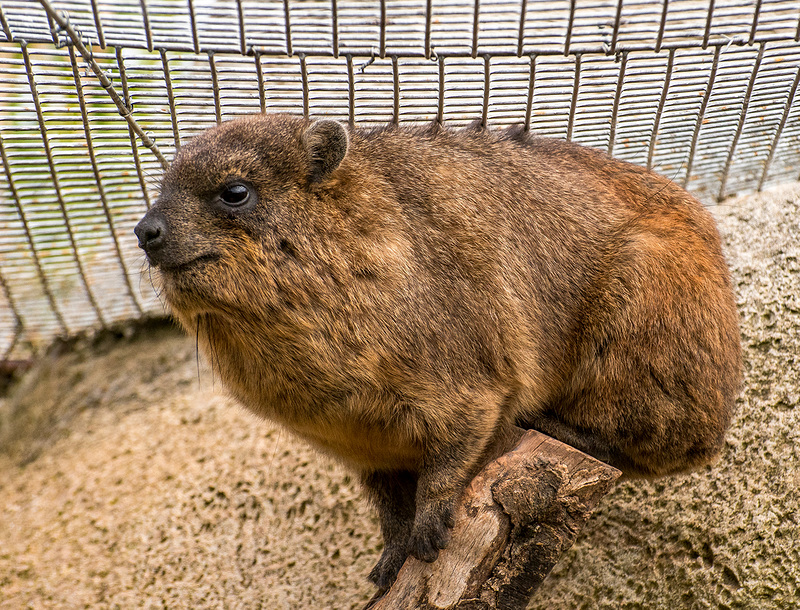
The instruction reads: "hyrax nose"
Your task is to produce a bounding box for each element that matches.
[134,211,167,256]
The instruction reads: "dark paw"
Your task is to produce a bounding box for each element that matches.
[407,504,455,563]
[368,545,408,590]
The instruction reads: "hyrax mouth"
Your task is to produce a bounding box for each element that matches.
[157,252,221,273]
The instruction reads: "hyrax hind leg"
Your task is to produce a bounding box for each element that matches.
[527,341,732,478]
[525,227,739,477]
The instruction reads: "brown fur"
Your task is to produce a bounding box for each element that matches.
[135,114,741,588]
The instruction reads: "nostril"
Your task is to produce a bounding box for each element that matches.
[142,225,161,245]
[134,213,167,252]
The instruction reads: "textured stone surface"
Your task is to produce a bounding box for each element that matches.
[0,327,379,609]
[1,183,798,609]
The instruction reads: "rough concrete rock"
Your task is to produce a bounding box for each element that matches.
[1,183,798,609]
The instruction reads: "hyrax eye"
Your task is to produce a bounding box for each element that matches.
[218,183,251,208]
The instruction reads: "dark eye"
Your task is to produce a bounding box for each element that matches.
[218,183,251,207]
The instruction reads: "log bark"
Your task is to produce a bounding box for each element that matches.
[364,429,621,610]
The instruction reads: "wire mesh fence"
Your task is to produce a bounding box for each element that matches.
[1,0,799,367]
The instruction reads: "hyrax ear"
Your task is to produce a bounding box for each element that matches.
[302,120,349,183]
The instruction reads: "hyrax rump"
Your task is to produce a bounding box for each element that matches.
[135,114,741,588]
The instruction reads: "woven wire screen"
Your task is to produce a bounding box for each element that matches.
[1,0,800,365]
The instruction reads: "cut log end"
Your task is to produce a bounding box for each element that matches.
[365,429,622,610]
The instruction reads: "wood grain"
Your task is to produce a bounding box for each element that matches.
[366,429,622,610]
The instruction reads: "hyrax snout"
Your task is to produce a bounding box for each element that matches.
[135,113,741,588]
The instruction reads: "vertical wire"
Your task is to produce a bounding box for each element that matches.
[46,13,58,46]
[607,50,628,156]
[283,0,293,56]
[424,0,433,59]
[69,45,143,316]
[610,0,623,54]
[236,0,247,56]
[139,0,153,52]
[472,0,480,59]
[346,53,356,127]
[717,42,764,201]
[187,0,200,53]
[703,0,715,49]
[115,47,152,210]
[0,132,68,334]
[647,48,675,171]
[0,7,12,41]
[255,52,266,113]
[160,49,181,151]
[567,53,581,141]
[331,0,339,58]
[523,54,535,131]
[655,0,669,53]
[757,66,800,191]
[748,0,762,45]
[564,0,576,56]
[682,44,721,188]
[481,54,490,128]
[299,53,309,118]
[21,42,107,328]
[392,55,400,125]
[0,270,24,362]
[795,9,799,42]
[89,0,106,48]
[437,54,445,125]
[209,52,222,124]
[517,0,527,57]
[379,0,386,59]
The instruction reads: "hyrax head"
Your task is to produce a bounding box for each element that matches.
[134,114,349,322]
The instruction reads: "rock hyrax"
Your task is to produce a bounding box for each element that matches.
[135,114,741,588]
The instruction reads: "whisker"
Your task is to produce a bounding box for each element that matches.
[207,314,221,389]
[195,315,201,383]
[643,158,687,207]
[147,266,168,311]
[137,259,147,298]
[265,427,284,478]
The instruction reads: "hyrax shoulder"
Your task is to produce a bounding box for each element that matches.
[135,113,741,586]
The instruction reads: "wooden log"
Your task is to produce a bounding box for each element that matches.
[365,429,622,610]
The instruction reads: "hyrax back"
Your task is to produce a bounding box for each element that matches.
[135,114,741,588]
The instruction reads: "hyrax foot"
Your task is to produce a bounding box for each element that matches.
[368,543,409,590]
[407,501,455,563]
